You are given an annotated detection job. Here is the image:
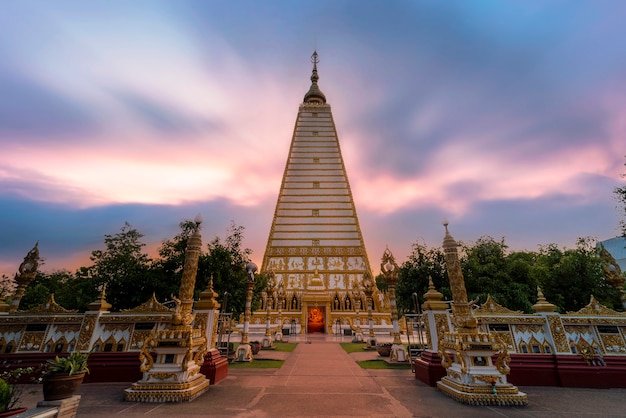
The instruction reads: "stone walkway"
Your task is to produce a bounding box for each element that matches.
[17,335,626,417]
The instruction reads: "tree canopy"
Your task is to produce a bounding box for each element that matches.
[396,235,624,315]
[20,220,262,317]
[17,221,625,317]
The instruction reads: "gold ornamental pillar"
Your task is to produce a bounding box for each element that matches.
[362,271,377,347]
[125,216,210,403]
[381,248,407,362]
[262,272,276,348]
[235,262,257,361]
[436,222,527,406]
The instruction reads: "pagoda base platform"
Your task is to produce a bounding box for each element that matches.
[437,377,527,406]
[124,374,210,403]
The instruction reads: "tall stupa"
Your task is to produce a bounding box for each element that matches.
[259,52,390,334]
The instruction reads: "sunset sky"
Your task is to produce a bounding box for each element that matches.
[1,1,625,278]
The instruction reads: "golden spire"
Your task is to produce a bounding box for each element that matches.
[441,222,476,331]
[88,285,113,312]
[422,276,448,311]
[303,50,326,104]
[532,286,557,313]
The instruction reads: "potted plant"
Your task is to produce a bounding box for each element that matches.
[43,350,90,401]
[250,341,261,355]
[407,343,425,358]
[0,367,34,417]
[376,343,392,357]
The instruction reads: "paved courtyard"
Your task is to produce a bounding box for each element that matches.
[18,335,626,417]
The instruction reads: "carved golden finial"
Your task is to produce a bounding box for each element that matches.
[532,286,557,313]
[303,50,326,104]
[196,275,220,310]
[88,285,112,312]
[422,276,448,311]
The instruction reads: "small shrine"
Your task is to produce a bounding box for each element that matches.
[436,223,527,406]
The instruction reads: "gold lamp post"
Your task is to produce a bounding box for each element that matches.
[235,261,257,362]
[275,279,285,341]
[351,280,363,342]
[381,248,408,362]
[262,272,276,348]
[362,271,377,347]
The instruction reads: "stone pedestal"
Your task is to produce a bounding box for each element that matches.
[437,331,527,406]
[124,328,210,402]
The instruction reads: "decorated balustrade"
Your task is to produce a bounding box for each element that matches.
[416,290,626,388]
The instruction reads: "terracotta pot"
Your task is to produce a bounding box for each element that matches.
[376,345,392,357]
[0,407,27,417]
[42,371,86,401]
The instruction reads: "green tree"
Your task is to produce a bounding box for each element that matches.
[88,222,152,310]
[150,220,198,304]
[19,270,98,311]
[533,237,622,312]
[203,222,266,318]
[397,241,448,315]
[460,236,537,313]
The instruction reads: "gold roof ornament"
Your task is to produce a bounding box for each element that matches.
[195,276,220,310]
[22,294,77,314]
[123,293,172,313]
[475,295,522,315]
[87,285,113,312]
[422,276,448,311]
[566,295,626,316]
[532,287,557,313]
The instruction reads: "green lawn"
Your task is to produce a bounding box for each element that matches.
[356,359,412,369]
[339,342,368,353]
[273,342,298,352]
[229,359,285,368]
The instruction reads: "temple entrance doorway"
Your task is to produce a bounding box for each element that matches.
[307,305,325,333]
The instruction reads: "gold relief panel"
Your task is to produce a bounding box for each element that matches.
[210,314,219,348]
[478,316,544,324]
[561,317,626,325]
[546,315,569,352]
[19,333,44,351]
[495,331,514,351]
[103,323,132,332]
[288,257,305,271]
[327,257,344,270]
[600,334,626,353]
[77,314,98,351]
[514,324,543,334]
[434,313,450,336]
[0,325,24,335]
[565,325,591,335]
[267,257,286,271]
[101,315,171,323]
[131,331,153,349]
[51,324,81,334]
[473,375,503,384]
[148,372,179,381]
